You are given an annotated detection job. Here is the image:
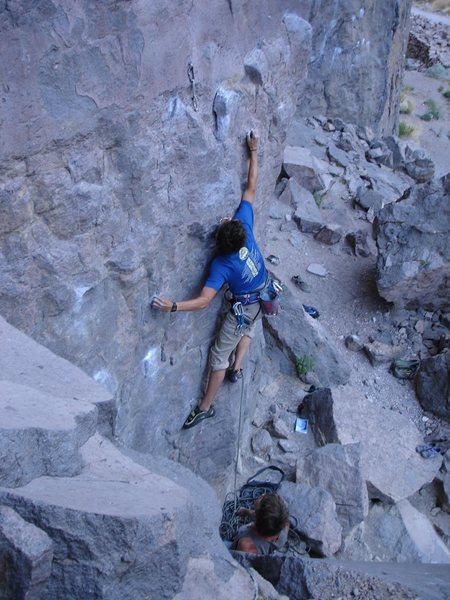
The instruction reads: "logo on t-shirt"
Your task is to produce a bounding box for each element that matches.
[239,247,259,278]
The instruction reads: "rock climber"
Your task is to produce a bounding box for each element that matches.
[152,130,268,429]
[232,493,290,555]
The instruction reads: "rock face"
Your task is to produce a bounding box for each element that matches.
[0,1,413,488]
[374,176,450,311]
[304,387,441,502]
[300,0,412,134]
[0,1,313,485]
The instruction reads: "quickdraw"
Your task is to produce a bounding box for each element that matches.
[187,62,198,111]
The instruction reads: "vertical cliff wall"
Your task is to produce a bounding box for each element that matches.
[0,0,411,488]
[302,0,412,134]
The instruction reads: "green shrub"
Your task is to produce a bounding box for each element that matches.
[420,98,440,121]
[295,354,315,378]
[442,89,450,100]
[313,191,325,208]
[399,122,414,137]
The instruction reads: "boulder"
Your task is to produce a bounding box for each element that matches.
[280,178,323,234]
[263,286,350,387]
[279,482,342,557]
[0,506,53,600]
[374,176,450,310]
[314,224,342,245]
[415,351,450,419]
[356,187,384,211]
[297,443,369,535]
[303,387,442,502]
[346,230,372,258]
[0,435,256,600]
[0,380,97,488]
[363,340,405,365]
[339,500,450,564]
[361,162,413,205]
[283,146,335,193]
[252,428,273,459]
[0,316,114,435]
[403,144,435,183]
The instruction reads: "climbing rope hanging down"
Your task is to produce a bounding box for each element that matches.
[221,374,308,557]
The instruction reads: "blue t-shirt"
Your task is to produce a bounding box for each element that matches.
[205,200,267,295]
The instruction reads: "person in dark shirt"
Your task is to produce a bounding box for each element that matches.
[232,493,289,555]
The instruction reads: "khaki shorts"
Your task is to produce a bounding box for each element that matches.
[209,302,262,371]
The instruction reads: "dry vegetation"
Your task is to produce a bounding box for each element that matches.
[413,0,450,13]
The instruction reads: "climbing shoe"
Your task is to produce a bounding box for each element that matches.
[303,305,320,319]
[292,275,310,293]
[227,368,243,383]
[182,405,215,430]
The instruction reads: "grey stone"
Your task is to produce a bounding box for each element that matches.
[314,224,342,245]
[374,176,450,311]
[326,143,351,169]
[278,439,298,453]
[0,316,114,435]
[404,145,435,183]
[263,286,350,387]
[283,146,334,193]
[0,380,97,488]
[356,187,384,211]
[244,48,269,86]
[306,263,327,277]
[0,506,53,600]
[415,351,450,419]
[251,428,273,459]
[284,178,323,234]
[279,481,342,557]
[213,87,240,142]
[297,443,369,535]
[346,230,372,258]
[303,387,441,502]
[271,416,292,439]
[0,435,256,600]
[345,335,363,352]
[363,340,405,365]
[340,500,450,564]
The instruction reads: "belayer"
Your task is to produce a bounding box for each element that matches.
[153,131,276,429]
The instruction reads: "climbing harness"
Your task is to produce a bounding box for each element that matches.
[187,62,198,111]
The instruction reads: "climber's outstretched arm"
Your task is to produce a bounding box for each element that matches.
[152,286,217,313]
[243,131,258,204]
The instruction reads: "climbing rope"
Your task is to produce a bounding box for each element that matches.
[232,371,246,512]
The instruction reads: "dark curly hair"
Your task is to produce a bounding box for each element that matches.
[216,219,246,255]
[254,494,289,537]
